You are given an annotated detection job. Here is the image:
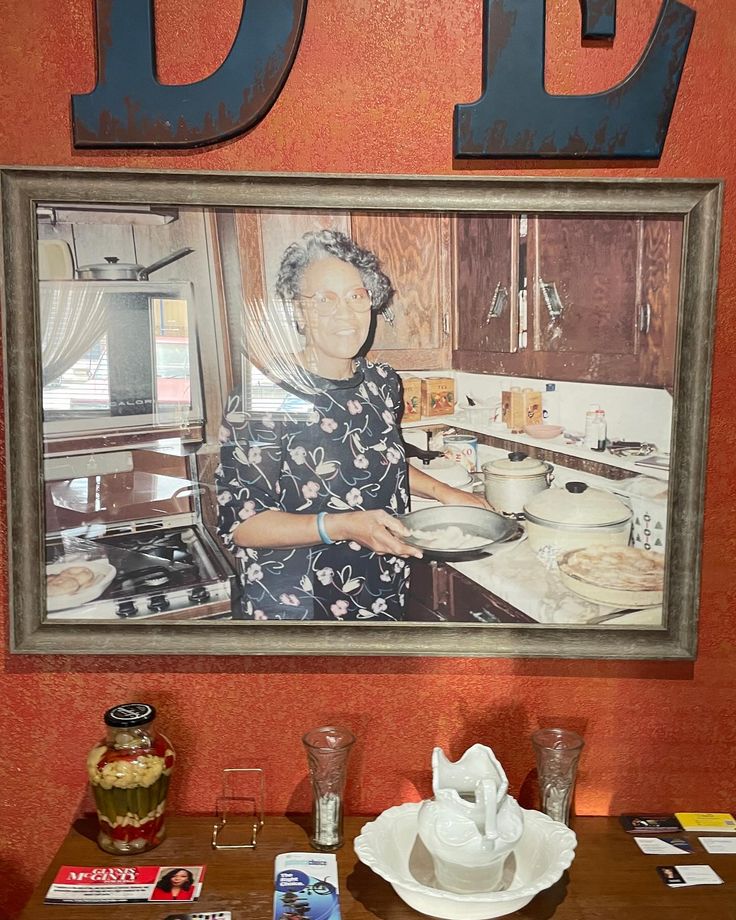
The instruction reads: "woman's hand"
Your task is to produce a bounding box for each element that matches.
[326,510,423,558]
[435,483,494,511]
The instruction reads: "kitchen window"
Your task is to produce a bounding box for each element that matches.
[41,282,204,445]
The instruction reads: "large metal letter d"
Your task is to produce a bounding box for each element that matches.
[72,0,307,148]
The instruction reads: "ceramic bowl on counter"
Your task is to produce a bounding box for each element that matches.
[481,452,554,516]
[409,456,475,510]
[354,802,577,920]
[523,424,564,440]
[523,481,632,558]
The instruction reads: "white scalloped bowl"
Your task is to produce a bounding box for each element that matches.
[354,802,576,920]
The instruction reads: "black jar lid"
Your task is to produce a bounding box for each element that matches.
[104,703,156,727]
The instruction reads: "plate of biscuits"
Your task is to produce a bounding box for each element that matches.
[45,559,117,611]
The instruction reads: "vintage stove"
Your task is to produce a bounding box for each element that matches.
[46,512,237,620]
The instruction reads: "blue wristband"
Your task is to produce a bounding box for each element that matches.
[316,512,334,545]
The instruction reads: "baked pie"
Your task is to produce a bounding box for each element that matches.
[559,546,664,592]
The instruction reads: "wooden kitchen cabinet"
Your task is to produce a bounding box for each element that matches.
[233,209,452,374]
[351,211,452,369]
[407,559,537,624]
[453,213,525,376]
[527,215,682,387]
[453,213,682,388]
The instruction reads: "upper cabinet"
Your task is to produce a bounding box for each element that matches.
[454,214,525,374]
[454,214,682,388]
[239,210,351,308]
[230,209,681,388]
[234,210,452,373]
[351,212,452,370]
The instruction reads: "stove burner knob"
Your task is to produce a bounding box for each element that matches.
[189,586,211,604]
[116,601,138,618]
[148,594,171,612]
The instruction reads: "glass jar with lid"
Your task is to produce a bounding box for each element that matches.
[87,703,175,855]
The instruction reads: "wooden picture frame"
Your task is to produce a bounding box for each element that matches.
[0,167,722,657]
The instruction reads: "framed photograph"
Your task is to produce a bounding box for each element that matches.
[0,168,722,657]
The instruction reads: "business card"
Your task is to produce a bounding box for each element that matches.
[620,814,682,834]
[634,836,694,855]
[675,812,736,832]
[45,865,205,904]
[657,865,723,887]
[699,837,736,854]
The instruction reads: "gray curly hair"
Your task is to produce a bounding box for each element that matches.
[275,229,395,313]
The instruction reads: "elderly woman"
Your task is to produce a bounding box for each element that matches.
[216,229,487,620]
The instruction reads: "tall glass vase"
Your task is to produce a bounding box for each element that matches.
[531,728,584,826]
[302,726,355,851]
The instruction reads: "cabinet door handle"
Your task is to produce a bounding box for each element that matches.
[442,312,450,337]
[539,278,564,319]
[485,282,509,323]
[639,301,652,335]
[381,303,395,326]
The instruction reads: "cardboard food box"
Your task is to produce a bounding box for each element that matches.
[421,377,455,417]
[401,376,423,421]
[504,387,526,431]
[523,388,543,426]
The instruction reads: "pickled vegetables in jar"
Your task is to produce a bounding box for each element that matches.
[87,703,175,855]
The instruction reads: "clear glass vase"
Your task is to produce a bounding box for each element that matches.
[531,728,584,826]
[302,726,355,851]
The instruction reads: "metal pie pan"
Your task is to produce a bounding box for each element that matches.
[400,505,523,560]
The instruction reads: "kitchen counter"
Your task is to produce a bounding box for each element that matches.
[449,538,663,626]
[404,413,670,481]
[404,420,667,627]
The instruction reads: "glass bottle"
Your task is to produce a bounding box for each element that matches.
[87,703,175,855]
[592,409,607,451]
[583,404,600,449]
[302,726,355,851]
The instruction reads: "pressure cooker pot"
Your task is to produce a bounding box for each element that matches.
[523,481,632,557]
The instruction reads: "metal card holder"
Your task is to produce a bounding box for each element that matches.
[211,767,265,850]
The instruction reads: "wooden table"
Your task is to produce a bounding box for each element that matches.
[20,815,736,919]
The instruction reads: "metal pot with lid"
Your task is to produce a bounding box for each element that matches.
[481,451,554,515]
[523,481,632,556]
[76,247,195,281]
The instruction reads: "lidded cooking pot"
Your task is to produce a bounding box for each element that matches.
[523,481,632,556]
[482,451,553,515]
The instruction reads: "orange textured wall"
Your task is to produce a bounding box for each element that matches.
[2,0,736,915]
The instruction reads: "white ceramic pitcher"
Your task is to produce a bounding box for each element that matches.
[417,744,524,893]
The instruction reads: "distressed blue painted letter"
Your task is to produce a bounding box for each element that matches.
[454,0,695,158]
[72,0,307,148]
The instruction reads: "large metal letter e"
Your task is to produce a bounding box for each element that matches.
[454,0,695,158]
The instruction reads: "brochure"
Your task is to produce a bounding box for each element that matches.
[44,865,206,905]
[273,852,341,920]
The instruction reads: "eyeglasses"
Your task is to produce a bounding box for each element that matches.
[299,287,372,316]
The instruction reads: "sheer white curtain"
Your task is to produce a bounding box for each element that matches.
[40,287,107,384]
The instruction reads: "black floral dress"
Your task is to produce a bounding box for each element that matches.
[215,359,410,620]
